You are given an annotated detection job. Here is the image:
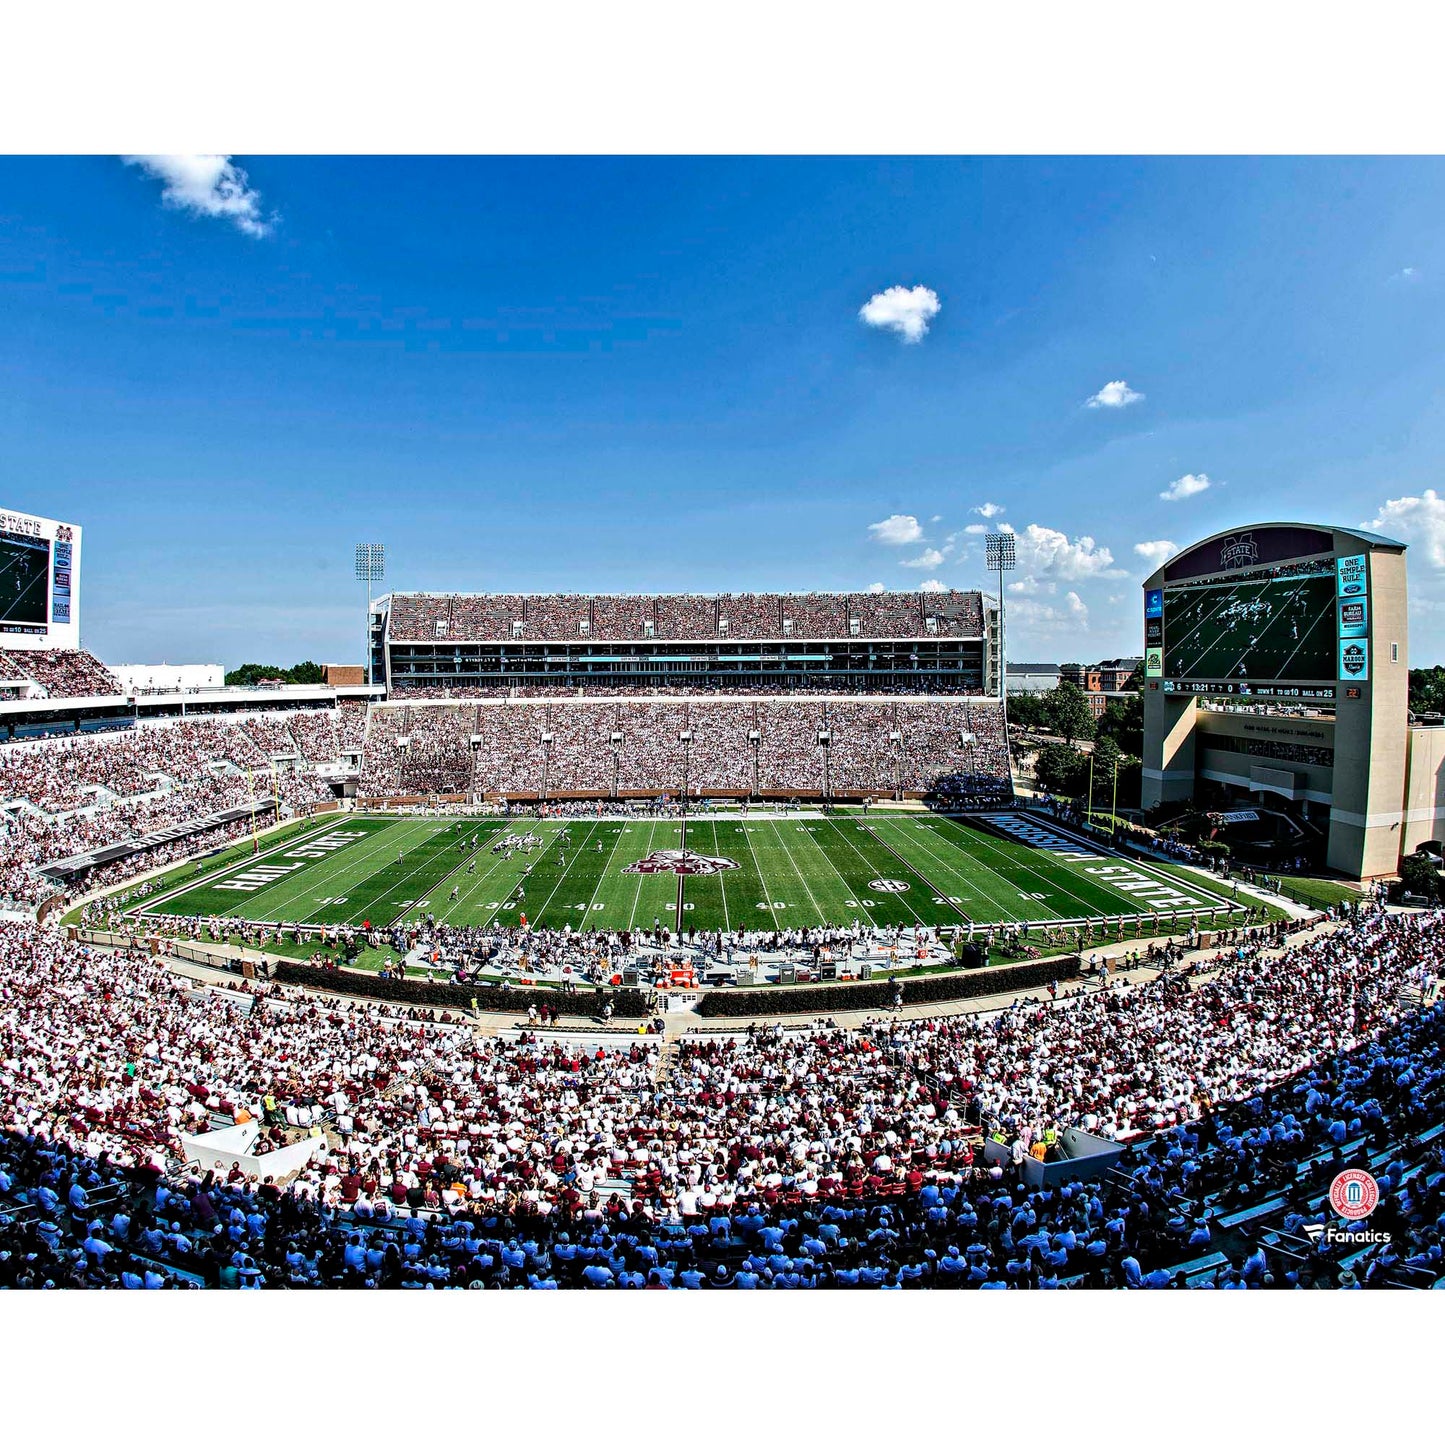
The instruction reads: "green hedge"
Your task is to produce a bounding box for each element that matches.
[694,956,1080,1017]
[271,961,649,1018]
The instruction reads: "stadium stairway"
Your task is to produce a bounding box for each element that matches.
[653,1039,681,1087]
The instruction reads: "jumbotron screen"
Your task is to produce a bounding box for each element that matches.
[1161,565,1337,688]
[0,526,51,626]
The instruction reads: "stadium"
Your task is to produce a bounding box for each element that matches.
[2,493,1443,1297]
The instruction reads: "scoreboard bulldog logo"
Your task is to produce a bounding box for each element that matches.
[623,849,741,876]
[1218,532,1259,570]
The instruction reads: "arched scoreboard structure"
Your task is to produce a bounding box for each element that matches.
[1140,523,1412,879]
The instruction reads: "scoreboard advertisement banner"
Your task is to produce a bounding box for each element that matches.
[0,507,82,650]
[1339,639,1369,681]
[1336,553,1367,598]
[1335,551,1369,682]
[1337,597,1368,639]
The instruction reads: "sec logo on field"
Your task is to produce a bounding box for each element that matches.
[1329,1168,1379,1221]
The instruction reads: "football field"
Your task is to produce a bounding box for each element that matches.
[135,810,1240,935]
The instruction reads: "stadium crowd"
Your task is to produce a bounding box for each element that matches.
[385,590,987,643]
[0,711,359,911]
[0,906,1442,1287]
[359,698,1011,800]
[389,680,989,698]
[0,648,120,698]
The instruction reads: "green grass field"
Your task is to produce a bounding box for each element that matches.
[133,809,1245,936]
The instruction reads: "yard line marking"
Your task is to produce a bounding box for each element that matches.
[847,820,968,921]
[133,815,379,918]
[527,820,604,929]
[249,816,456,929]
[1273,579,1337,679]
[927,815,1115,919]
[812,816,929,928]
[155,816,432,928]
[581,822,631,925]
[292,818,452,926]
[790,817,877,921]
[427,824,536,924]
[938,814,1214,919]
[764,818,831,928]
[462,821,576,930]
[703,821,732,934]
[870,818,1025,923]
[625,821,661,933]
[738,818,782,929]
[322,818,472,928]
[232,815,435,925]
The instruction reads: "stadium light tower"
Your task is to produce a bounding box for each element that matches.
[985,531,1016,704]
[354,543,386,686]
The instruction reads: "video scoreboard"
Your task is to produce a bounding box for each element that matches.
[0,507,82,650]
[1143,525,1369,701]
[1141,521,1411,879]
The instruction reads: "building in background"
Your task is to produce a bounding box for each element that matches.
[1007,662,1063,694]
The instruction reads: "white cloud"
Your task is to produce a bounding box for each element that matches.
[123,155,274,237]
[1007,575,1054,596]
[866,582,886,594]
[900,548,946,569]
[858,284,941,343]
[919,578,949,593]
[929,514,943,523]
[868,513,923,546]
[1366,489,1445,567]
[1009,592,1090,632]
[1390,266,1420,283]
[1086,379,1144,409]
[962,523,990,535]
[972,501,1004,518]
[1134,539,1180,568]
[1016,523,1124,579]
[1160,472,1212,503]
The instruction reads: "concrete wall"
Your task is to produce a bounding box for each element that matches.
[1403,724,1445,855]
[1328,546,1409,877]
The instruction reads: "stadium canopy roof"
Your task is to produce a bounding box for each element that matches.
[1172,521,1407,554]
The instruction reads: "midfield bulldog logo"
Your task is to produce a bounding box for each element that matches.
[623,849,741,877]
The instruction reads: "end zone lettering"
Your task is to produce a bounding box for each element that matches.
[214,829,369,892]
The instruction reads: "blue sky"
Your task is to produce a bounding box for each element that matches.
[2,154,1444,667]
